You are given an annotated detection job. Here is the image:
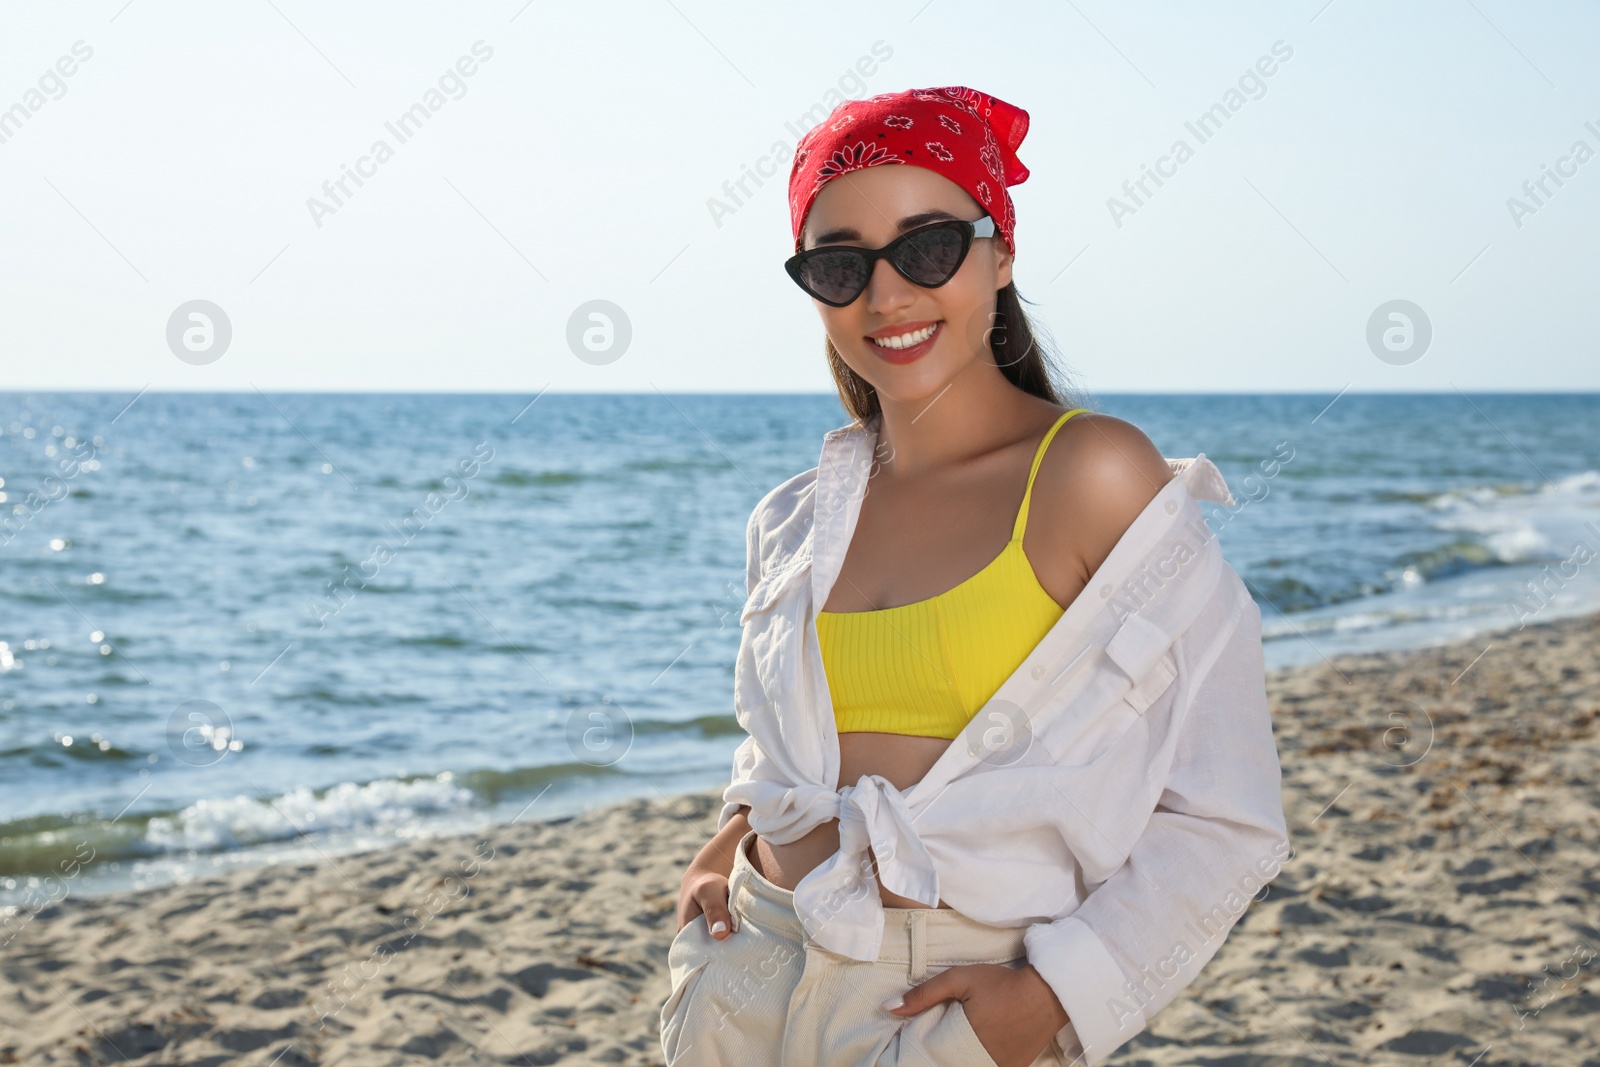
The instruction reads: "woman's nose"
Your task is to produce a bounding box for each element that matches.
[863,256,915,315]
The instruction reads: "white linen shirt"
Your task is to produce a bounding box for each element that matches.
[719,414,1290,1066]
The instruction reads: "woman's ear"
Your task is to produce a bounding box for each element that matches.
[993,240,1013,290]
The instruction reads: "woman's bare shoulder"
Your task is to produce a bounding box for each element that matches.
[1032,411,1175,576]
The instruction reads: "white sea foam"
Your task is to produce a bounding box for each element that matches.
[1424,469,1600,565]
[143,773,476,853]
[1545,469,1600,494]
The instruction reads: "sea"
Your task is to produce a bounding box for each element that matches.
[2,391,1597,907]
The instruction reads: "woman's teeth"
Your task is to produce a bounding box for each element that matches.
[870,323,939,349]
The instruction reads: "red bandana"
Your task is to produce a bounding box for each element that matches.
[787,86,1031,257]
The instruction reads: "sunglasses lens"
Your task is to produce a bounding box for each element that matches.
[791,222,973,304]
[893,225,968,285]
[797,251,872,305]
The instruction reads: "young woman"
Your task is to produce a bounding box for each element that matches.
[661,86,1288,1067]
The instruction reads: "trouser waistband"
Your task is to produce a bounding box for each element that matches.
[728,829,1029,967]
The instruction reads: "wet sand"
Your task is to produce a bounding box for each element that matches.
[2,612,1595,1066]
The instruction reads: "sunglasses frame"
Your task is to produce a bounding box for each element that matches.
[785,215,998,307]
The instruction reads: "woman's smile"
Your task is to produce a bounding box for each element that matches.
[867,319,943,364]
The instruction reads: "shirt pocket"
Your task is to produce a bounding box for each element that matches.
[1094,643,1184,758]
[1053,647,1180,768]
[1104,611,1180,714]
[1120,649,1178,716]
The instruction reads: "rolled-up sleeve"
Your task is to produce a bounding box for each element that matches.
[1023,592,1290,1065]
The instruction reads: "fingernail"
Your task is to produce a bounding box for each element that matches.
[710,920,727,935]
[880,995,903,1011]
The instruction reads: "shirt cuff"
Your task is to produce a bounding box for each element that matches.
[1024,916,1143,1067]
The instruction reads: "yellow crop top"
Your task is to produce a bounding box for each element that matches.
[816,407,1090,740]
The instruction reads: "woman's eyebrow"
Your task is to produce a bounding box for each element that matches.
[811,210,963,245]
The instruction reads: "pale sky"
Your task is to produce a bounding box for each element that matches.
[1,0,1595,393]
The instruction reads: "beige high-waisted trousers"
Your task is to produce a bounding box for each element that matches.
[660,828,1081,1067]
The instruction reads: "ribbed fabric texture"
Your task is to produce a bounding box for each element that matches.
[817,408,1088,739]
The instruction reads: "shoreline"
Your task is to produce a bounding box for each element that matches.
[2,610,1596,1065]
[7,590,1583,907]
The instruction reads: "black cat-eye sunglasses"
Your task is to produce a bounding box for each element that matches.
[784,215,997,307]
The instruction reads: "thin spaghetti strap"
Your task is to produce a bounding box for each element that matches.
[1011,408,1090,541]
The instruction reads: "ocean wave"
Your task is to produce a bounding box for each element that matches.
[0,729,145,771]
[629,712,742,738]
[490,469,581,487]
[1260,599,1500,640]
[1400,532,1545,575]
[0,765,607,882]
[143,774,477,853]
[1425,468,1600,509]
[0,776,464,888]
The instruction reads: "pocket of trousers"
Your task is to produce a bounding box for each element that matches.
[893,997,1004,1067]
[660,959,711,1065]
[660,916,713,1065]
[947,999,1003,1067]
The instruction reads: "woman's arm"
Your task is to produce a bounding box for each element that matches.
[691,804,752,880]
[676,803,753,938]
[1023,587,1290,1065]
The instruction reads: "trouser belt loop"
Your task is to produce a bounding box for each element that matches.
[908,909,927,984]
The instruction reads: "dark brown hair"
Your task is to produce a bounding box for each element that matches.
[824,282,1090,423]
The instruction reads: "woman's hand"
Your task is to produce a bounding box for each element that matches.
[676,866,739,940]
[675,807,750,939]
[884,962,1069,1067]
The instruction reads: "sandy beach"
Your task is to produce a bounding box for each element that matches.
[2,612,1595,1067]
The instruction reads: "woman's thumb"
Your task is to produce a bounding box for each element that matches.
[697,879,740,938]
